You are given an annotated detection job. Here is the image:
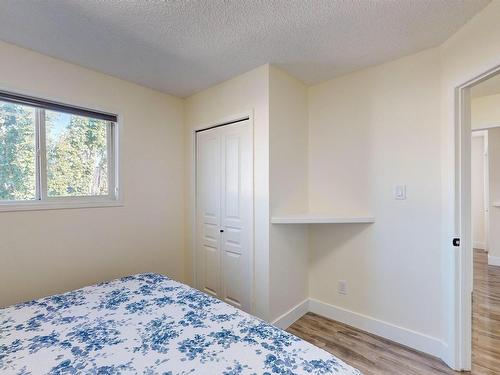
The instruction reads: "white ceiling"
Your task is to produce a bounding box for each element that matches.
[0,0,490,97]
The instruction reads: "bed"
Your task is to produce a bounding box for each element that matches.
[1,273,361,374]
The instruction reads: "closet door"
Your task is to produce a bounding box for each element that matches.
[219,121,252,312]
[196,127,222,298]
[195,120,253,313]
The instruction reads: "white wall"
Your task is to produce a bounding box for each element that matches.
[184,65,271,319]
[487,128,500,265]
[0,40,185,307]
[471,135,485,249]
[472,93,500,130]
[269,66,309,321]
[307,48,443,342]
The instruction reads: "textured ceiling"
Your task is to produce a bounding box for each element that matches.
[0,0,490,97]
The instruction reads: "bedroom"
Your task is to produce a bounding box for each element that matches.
[1,1,499,374]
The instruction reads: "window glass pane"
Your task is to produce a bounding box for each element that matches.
[46,111,109,197]
[0,101,36,201]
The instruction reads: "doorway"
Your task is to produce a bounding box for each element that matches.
[457,67,500,373]
[194,117,254,313]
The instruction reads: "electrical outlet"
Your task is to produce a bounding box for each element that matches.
[337,280,348,295]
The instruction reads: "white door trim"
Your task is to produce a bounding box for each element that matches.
[191,111,255,312]
[455,63,500,371]
[472,121,500,131]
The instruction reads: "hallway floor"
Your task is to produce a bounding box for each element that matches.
[472,249,500,374]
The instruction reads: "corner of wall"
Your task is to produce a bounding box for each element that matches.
[268,64,310,321]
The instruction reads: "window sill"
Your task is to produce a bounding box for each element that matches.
[0,200,123,212]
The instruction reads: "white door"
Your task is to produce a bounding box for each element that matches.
[195,119,253,313]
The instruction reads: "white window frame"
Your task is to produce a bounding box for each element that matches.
[0,105,121,212]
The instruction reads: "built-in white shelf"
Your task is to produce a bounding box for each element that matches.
[493,202,500,207]
[271,213,375,224]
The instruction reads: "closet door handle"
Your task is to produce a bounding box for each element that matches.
[220,229,224,233]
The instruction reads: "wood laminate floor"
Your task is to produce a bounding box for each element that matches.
[472,249,500,374]
[287,249,500,375]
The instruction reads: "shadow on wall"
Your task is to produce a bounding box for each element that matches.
[309,223,373,265]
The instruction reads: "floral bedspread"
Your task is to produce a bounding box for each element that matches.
[1,273,361,374]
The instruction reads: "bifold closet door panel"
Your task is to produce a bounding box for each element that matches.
[219,121,252,312]
[196,128,222,298]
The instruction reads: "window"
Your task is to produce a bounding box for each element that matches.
[0,91,118,210]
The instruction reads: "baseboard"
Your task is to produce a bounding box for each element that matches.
[439,341,457,371]
[473,241,485,250]
[488,255,500,267]
[272,299,309,329]
[273,298,446,363]
[308,298,445,359]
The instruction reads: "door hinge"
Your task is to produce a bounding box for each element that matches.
[453,238,460,247]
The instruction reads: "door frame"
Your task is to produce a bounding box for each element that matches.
[191,111,255,312]
[455,64,500,370]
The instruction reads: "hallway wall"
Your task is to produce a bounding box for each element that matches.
[471,134,486,250]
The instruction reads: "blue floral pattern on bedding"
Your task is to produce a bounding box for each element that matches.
[1,273,362,375]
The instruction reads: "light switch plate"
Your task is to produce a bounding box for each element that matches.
[395,185,406,200]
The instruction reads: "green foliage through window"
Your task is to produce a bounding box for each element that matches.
[0,100,113,202]
[0,102,36,200]
[46,111,108,197]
